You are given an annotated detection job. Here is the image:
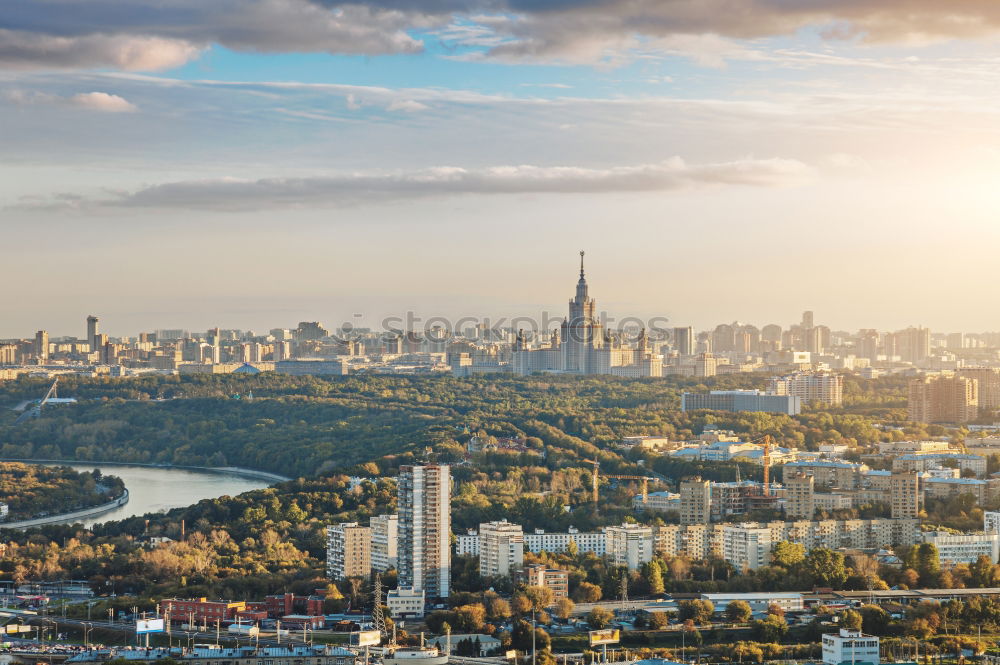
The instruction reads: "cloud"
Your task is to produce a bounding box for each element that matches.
[3,88,137,112]
[387,99,430,112]
[16,157,811,212]
[7,0,1000,70]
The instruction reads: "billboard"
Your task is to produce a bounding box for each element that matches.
[136,619,165,634]
[588,629,620,646]
[350,630,381,647]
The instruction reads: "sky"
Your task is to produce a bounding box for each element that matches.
[5,0,1000,338]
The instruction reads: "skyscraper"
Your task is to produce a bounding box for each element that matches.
[398,464,451,598]
[561,251,604,373]
[87,315,100,351]
[34,330,49,361]
[673,327,693,356]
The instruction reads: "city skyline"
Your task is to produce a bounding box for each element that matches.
[6,4,1000,336]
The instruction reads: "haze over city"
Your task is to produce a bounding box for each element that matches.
[6,3,1000,335]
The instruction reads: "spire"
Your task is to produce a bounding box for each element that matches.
[579,250,585,280]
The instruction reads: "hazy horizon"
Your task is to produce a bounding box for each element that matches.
[5,2,1000,338]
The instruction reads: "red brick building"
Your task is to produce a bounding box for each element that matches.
[163,598,246,624]
[265,593,324,618]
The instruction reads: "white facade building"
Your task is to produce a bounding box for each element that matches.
[605,523,654,570]
[386,588,426,618]
[455,531,480,556]
[822,630,879,665]
[371,514,399,572]
[523,527,606,555]
[985,511,1000,535]
[721,524,773,571]
[921,531,1000,564]
[479,520,525,577]
[398,464,451,599]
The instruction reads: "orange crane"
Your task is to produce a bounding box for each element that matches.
[604,474,655,503]
[581,459,655,504]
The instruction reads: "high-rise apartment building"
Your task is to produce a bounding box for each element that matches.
[890,472,920,520]
[673,327,693,356]
[87,315,100,351]
[326,522,372,581]
[33,330,49,361]
[722,524,773,571]
[370,514,399,572]
[768,372,843,406]
[694,353,717,378]
[605,523,654,570]
[959,368,1000,410]
[680,477,711,525]
[785,473,815,520]
[897,326,931,363]
[478,520,524,577]
[398,464,451,599]
[908,375,978,424]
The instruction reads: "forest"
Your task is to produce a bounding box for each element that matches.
[0,462,125,520]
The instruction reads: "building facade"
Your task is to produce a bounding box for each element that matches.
[398,464,451,599]
[479,520,525,577]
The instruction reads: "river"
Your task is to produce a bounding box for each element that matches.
[43,464,275,527]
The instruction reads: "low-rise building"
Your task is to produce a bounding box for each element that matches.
[822,629,879,665]
[681,390,801,415]
[162,598,246,624]
[921,531,1000,564]
[701,592,803,613]
[524,564,569,602]
[386,587,425,618]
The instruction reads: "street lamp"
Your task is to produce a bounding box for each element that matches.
[82,622,93,648]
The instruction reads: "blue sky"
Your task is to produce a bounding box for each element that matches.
[4,1,1000,337]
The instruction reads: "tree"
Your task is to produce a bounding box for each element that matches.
[677,599,714,625]
[586,607,614,629]
[573,582,602,603]
[646,561,665,595]
[454,604,487,632]
[840,609,862,631]
[725,600,752,624]
[800,548,848,588]
[524,586,555,612]
[648,612,670,629]
[970,554,994,588]
[915,543,940,587]
[511,619,550,653]
[554,598,575,621]
[731,642,764,663]
[772,541,806,568]
[751,614,788,642]
[487,596,512,621]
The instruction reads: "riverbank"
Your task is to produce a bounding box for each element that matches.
[0,489,130,529]
[0,459,291,483]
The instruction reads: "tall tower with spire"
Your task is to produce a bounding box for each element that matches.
[562,250,603,373]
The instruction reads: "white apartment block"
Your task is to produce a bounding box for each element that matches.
[455,531,480,556]
[605,523,654,570]
[722,524,772,571]
[479,520,525,577]
[523,527,606,555]
[770,372,844,406]
[370,514,399,572]
[398,464,451,598]
[986,511,1000,535]
[921,531,1000,564]
[822,630,879,665]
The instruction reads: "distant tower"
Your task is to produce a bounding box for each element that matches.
[87,315,100,351]
[561,251,603,373]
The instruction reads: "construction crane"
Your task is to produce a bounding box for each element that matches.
[761,434,772,497]
[581,459,655,504]
[14,378,60,425]
[604,474,655,503]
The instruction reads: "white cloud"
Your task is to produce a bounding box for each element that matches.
[69,92,138,112]
[16,157,812,212]
[3,88,137,112]
[387,99,430,112]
